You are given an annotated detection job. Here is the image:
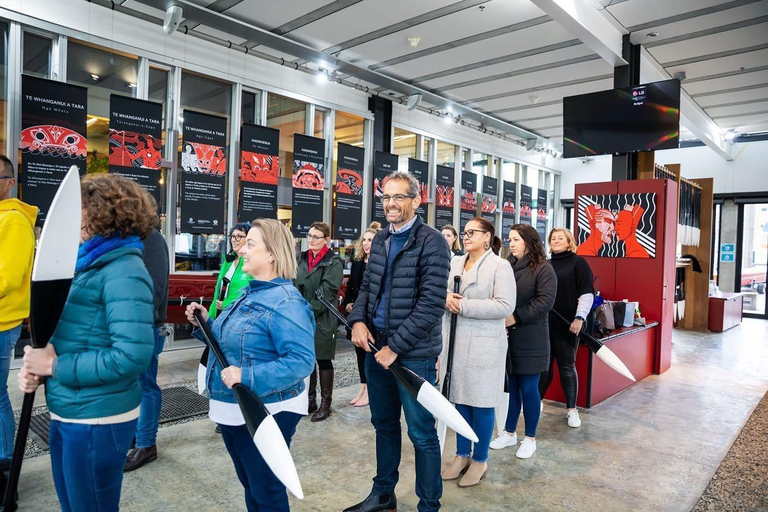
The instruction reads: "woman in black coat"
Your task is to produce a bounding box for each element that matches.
[342,222,381,407]
[490,223,557,459]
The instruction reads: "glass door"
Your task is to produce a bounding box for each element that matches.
[739,203,768,317]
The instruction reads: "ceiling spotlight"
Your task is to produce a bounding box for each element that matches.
[163,5,183,35]
[406,93,422,111]
[529,95,540,105]
[90,74,100,81]
[646,32,659,38]
[127,83,137,88]
[725,130,737,141]
[407,37,421,47]
[316,68,328,83]
[443,113,452,125]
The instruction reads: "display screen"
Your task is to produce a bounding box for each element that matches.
[563,79,680,158]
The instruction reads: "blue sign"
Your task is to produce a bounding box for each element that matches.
[720,253,735,263]
[721,243,735,253]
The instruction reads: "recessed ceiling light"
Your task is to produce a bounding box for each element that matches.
[646,32,659,38]
[90,74,100,81]
[407,37,420,47]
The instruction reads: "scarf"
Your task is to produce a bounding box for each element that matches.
[76,234,144,272]
[308,246,330,272]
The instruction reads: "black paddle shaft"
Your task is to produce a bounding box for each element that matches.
[550,308,603,354]
[441,276,461,397]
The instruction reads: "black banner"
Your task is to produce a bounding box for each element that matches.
[334,142,365,239]
[408,158,428,223]
[536,188,548,242]
[459,171,477,232]
[292,133,326,237]
[180,110,227,234]
[372,151,398,226]
[239,123,279,222]
[520,185,533,226]
[481,176,498,224]
[502,181,516,237]
[108,95,164,208]
[20,75,87,227]
[435,165,454,229]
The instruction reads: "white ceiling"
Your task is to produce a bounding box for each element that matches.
[126,0,768,146]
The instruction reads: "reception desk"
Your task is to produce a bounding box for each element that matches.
[544,322,658,408]
[708,293,743,332]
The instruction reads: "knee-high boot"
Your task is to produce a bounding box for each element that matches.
[308,368,318,414]
[311,369,334,422]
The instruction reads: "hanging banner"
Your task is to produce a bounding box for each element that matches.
[292,133,326,237]
[536,188,549,242]
[180,110,227,234]
[435,165,455,229]
[108,94,164,208]
[334,142,365,239]
[459,171,477,232]
[371,151,398,226]
[576,193,657,258]
[20,75,87,227]
[239,123,279,222]
[519,185,533,226]
[408,158,429,223]
[481,176,498,224]
[502,181,517,237]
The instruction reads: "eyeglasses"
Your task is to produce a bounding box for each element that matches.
[230,235,246,241]
[381,194,416,204]
[307,235,327,241]
[0,176,13,180]
[460,229,488,239]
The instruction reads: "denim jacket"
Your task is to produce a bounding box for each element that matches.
[195,278,316,404]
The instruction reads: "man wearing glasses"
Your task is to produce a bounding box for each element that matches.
[0,155,37,504]
[345,171,450,512]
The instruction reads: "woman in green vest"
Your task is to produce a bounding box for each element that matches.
[209,222,253,319]
[295,221,343,422]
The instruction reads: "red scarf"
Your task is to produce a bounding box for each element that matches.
[308,246,330,272]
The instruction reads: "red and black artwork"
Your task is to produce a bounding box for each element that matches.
[334,142,365,239]
[109,130,162,170]
[21,125,87,159]
[292,134,327,237]
[241,152,279,185]
[292,160,325,190]
[182,142,227,176]
[336,168,363,195]
[576,193,657,259]
[239,124,280,221]
[436,185,454,208]
[371,151,398,226]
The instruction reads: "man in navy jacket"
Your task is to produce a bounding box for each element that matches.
[345,171,450,512]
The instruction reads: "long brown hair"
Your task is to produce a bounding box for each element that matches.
[353,222,382,261]
[509,223,547,270]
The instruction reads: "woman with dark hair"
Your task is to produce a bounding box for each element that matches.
[19,174,156,512]
[540,228,594,428]
[440,217,515,487]
[441,225,464,258]
[342,222,381,407]
[295,221,343,421]
[489,224,556,459]
[210,221,253,320]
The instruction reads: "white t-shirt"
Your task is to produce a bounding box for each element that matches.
[208,375,309,426]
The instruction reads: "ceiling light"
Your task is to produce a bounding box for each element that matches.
[725,130,737,141]
[90,74,100,81]
[443,114,452,125]
[316,68,328,83]
[646,32,659,38]
[407,37,420,47]
[127,83,137,88]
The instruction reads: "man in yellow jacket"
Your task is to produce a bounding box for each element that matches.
[0,154,37,498]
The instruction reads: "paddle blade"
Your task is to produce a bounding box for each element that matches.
[595,346,636,382]
[29,279,72,349]
[437,419,447,455]
[416,383,478,443]
[197,346,209,394]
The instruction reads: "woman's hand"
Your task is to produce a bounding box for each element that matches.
[345,303,353,313]
[22,344,56,377]
[17,365,43,394]
[215,300,223,311]
[445,293,463,314]
[185,302,209,327]
[570,319,584,334]
[505,314,516,327]
[220,366,242,389]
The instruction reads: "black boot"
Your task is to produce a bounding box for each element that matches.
[311,369,334,422]
[0,463,18,510]
[124,446,158,472]
[308,368,318,414]
[343,492,397,512]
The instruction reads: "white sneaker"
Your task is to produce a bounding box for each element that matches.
[516,438,536,459]
[540,401,544,412]
[489,431,518,450]
[567,410,581,428]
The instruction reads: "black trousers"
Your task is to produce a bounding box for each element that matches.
[538,326,579,409]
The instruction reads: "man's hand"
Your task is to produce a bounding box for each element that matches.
[351,322,375,352]
[375,345,398,369]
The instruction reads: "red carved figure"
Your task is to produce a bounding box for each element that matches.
[21,125,87,159]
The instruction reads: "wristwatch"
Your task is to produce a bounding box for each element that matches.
[575,315,585,322]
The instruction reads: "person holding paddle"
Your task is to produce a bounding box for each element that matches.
[185,218,315,512]
[440,217,515,488]
[209,222,253,320]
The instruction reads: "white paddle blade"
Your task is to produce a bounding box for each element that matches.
[253,415,304,500]
[197,363,207,395]
[595,346,636,382]
[32,166,81,282]
[417,384,478,443]
[437,419,447,455]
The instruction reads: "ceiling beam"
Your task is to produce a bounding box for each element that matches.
[529,0,627,67]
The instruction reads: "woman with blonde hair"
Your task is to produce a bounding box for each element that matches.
[342,222,382,407]
[441,225,463,258]
[538,228,594,428]
[185,218,315,511]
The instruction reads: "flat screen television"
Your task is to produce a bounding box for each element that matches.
[563,79,680,158]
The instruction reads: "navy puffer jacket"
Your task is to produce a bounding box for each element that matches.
[348,216,450,359]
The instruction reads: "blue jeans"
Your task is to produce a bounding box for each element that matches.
[135,327,165,448]
[219,412,302,512]
[0,325,21,466]
[366,352,442,512]
[455,405,494,463]
[49,418,137,512]
[505,373,541,438]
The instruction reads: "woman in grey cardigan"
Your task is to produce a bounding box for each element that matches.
[490,223,557,460]
[440,217,516,488]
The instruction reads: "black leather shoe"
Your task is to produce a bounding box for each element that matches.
[343,492,397,512]
[124,446,158,472]
[215,425,222,434]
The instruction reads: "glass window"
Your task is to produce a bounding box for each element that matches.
[472,152,490,176]
[436,140,455,168]
[147,66,169,233]
[740,203,768,315]
[242,91,257,125]
[0,22,8,163]
[393,127,417,171]
[67,41,138,175]
[267,93,306,180]
[314,108,326,139]
[176,71,232,272]
[23,32,51,78]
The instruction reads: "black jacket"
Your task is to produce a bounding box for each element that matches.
[507,254,557,375]
[348,216,450,359]
[141,229,169,328]
[342,258,366,309]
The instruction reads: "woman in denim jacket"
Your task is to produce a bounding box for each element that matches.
[186,219,315,511]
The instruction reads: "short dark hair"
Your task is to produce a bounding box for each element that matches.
[309,222,331,238]
[0,155,14,177]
